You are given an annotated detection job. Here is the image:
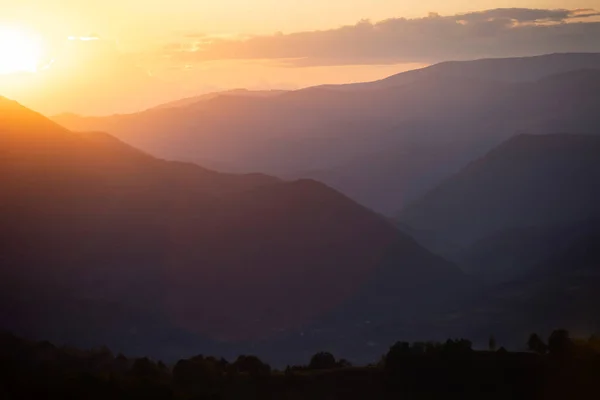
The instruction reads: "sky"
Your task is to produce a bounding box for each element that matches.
[1,0,600,115]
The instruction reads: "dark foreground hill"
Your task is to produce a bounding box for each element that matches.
[0,97,462,361]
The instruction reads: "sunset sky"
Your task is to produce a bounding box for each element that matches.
[1,0,600,115]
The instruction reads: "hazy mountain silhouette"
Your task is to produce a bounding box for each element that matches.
[531,229,600,277]
[288,141,490,214]
[275,224,600,360]
[0,97,462,359]
[399,134,600,246]
[53,55,600,214]
[453,229,600,346]
[454,221,599,284]
[318,53,600,91]
[148,89,288,111]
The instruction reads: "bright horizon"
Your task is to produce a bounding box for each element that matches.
[1,0,600,115]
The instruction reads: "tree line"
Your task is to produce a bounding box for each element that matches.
[2,329,600,399]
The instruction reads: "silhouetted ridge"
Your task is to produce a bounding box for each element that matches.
[536,68,600,85]
[52,54,600,214]
[1,98,462,358]
[399,134,600,246]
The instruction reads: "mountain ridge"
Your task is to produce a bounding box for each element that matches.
[398,133,600,246]
[52,57,600,214]
[1,98,464,359]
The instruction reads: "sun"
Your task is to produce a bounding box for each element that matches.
[0,27,43,74]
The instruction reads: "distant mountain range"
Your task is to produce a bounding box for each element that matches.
[453,230,600,347]
[53,53,600,214]
[318,52,600,90]
[4,52,600,364]
[453,221,599,284]
[398,134,600,247]
[147,89,288,111]
[0,97,462,361]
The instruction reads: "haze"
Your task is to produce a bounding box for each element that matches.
[1,0,600,114]
[3,0,600,396]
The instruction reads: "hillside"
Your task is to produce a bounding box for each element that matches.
[0,97,463,360]
[454,221,599,283]
[53,56,600,214]
[319,52,600,91]
[398,134,600,246]
[455,230,600,346]
[148,89,288,111]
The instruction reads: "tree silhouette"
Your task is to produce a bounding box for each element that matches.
[384,341,412,371]
[309,352,337,370]
[442,339,472,356]
[527,333,547,354]
[337,358,352,368]
[232,355,271,376]
[548,329,573,357]
[488,335,497,351]
[130,357,164,381]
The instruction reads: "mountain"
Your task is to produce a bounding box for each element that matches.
[454,221,599,284]
[287,140,490,214]
[319,53,600,91]
[398,134,600,247]
[454,230,600,347]
[0,97,463,361]
[148,89,288,111]
[53,56,600,214]
[531,229,600,277]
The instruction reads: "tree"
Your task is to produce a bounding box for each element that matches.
[309,352,337,370]
[173,357,222,388]
[442,339,472,356]
[232,355,271,376]
[384,342,411,372]
[130,357,163,381]
[548,329,573,357]
[527,333,547,354]
[488,335,497,351]
[337,358,352,368]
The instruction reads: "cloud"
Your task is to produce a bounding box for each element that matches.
[163,8,600,67]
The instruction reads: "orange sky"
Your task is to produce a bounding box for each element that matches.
[1,0,599,115]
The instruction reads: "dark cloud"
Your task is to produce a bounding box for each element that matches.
[455,8,586,23]
[165,8,600,67]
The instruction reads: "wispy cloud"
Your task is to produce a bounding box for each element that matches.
[162,8,600,67]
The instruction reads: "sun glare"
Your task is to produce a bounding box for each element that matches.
[0,27,43,74]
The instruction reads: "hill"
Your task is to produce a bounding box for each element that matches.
[53,56,600,214]
[455,230,600,345]
[453,221,599,283]
[148,89,288,111]
[0,97,463,360]
[398,134,600,246]
[319,52,600,91]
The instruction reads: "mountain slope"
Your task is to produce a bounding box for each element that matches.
[453,230,600,347]
[148,89,288,111]
[53,58,600,214]
[0,97,463,357]
[454,221,599,283]
[398,134,600,246]
[319,52,600,91]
